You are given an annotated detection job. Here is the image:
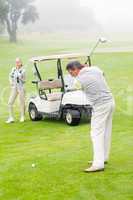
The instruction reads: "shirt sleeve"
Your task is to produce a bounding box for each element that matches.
[9,68,14,85]
[22,69,26,83]
[94,66,104,75]
[18,68,26,83]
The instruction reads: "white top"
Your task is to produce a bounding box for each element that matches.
[9,67,26,89]
[77,66,113,106]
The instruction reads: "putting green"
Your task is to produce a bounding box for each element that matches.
[0,37,132,200]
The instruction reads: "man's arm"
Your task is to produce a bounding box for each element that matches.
[93,66,105,76]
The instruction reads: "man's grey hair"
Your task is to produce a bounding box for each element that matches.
[66,61,84,71]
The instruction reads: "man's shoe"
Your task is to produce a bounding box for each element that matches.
[84,166,104,173]
[6,118,14,124]
[88,160,108,165]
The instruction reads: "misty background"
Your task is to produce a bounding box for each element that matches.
[0,0,132,41]
[20,0,133,41]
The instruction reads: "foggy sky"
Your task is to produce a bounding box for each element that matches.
[81,0,133,32]
[34,0,101,32]
[35,0,133,33]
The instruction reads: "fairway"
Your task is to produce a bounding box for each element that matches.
[0,37,132,200]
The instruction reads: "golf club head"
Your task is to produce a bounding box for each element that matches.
[99,37,107,43]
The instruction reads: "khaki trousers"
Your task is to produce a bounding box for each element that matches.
[8,87,25,119]
[90,99,115,168]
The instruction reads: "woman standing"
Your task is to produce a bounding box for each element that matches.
[6,58,26,123]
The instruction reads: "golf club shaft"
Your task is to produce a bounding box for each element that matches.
[89,39,100,57]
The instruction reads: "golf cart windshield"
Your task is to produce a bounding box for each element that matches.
[30,53,91,100]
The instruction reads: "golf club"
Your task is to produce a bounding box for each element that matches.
[89,37,107,57]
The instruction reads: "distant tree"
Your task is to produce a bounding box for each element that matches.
[0,0,39,42]
[0,24,4,33]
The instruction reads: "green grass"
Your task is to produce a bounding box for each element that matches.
[0,36,133,200]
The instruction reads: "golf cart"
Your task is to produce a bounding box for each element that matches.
[28,38,107,125]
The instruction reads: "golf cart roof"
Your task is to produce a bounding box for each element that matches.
[30,53,89,62]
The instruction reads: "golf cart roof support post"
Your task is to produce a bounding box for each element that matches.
[88,56,91,66]
[85,56,91,66]
[34,62,42,81]
[57,59,65,92]
[57,60,60,79]
[34,62,48,100]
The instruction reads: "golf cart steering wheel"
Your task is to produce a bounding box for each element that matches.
[48,78,54,81]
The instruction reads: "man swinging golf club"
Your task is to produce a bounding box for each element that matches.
[6,58,26,123]
[66,61,115,172]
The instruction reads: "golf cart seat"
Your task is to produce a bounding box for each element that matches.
[38,79,63,90]
[38,79,63,101]
[47,92,62,101]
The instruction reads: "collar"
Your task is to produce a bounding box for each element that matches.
[78,67,90,76]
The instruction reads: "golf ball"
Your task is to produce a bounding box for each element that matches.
[32,163,35,168]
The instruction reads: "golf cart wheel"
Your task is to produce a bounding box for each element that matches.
[29,103,43,121]
[65,109,81,126]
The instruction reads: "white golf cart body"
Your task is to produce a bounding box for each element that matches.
[30,96,61,113]
[28,53,92,125]
[30,90,90,113]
